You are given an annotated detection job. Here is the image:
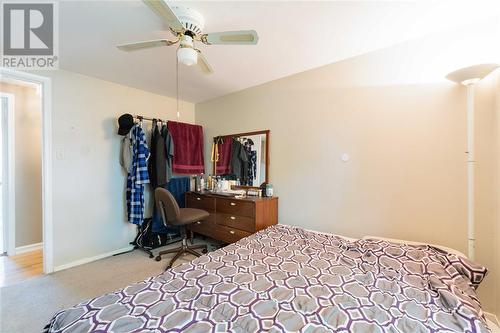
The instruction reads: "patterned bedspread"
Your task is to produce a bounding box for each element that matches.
[47,225,490,332]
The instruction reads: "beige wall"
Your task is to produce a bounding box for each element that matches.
[196,57,468,248]
[0,82,42,248]
[196,34,499,316]
[34,70,195,269]
[497,74,500,325]
[493,73,500,319]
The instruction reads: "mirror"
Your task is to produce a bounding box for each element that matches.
[212,130,269,188]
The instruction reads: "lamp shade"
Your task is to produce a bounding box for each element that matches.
[446,63,499,85]
[177,47,198,66]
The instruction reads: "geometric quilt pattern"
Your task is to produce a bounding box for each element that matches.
[46,225,490,332]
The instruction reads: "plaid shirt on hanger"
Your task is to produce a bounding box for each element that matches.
[126,124,150,225]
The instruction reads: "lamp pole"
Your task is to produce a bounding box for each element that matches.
[446,63,499,261]
[465,82,475,260]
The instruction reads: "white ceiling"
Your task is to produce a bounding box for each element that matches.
[59,1,500,103]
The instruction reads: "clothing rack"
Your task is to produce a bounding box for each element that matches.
[135,115,168,123]
[116,115,183,259]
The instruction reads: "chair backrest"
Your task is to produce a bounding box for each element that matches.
[155,188,180,225]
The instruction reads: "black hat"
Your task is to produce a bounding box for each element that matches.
[118,114,134,135]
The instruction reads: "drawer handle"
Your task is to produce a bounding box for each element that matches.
[229,230,235,234]
[230,202,236,206]
[196,197,201,201]
[196,221,202,225]
[230,216,236,220]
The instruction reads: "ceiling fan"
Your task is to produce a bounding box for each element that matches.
[117,0,259,74]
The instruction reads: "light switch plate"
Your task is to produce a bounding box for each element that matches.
[56,148,65,160]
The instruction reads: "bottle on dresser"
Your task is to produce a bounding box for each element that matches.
[266,183,274,197]
[200,174,205,191]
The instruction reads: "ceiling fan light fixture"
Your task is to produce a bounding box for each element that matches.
[118,2,259,74]
[177,47,198,66]
[177,34,197,66]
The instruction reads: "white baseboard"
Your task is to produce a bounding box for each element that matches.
[15,242,43,255]
[53,245,135,272]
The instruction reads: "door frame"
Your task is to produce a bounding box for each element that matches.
[0,92,15,255]
[0,69,53,273]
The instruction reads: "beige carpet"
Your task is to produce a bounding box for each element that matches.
[0,240,219,333]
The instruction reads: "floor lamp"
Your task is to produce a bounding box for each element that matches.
[446,63,499,261]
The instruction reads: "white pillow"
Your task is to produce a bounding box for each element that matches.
[362,235,467,258]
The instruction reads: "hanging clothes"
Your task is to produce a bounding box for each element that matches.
[126,124,150,225]
[240,139,250,185]
[150,122,171,236]
[120,135,132,173]
[152,177,190,234]
[243,139,257,185]
[167,121,205,174]
[230,138,248,180]
[161,124,175,182]
[211,142,218,168]
[211,137,221,167]
[154,122,168,187]
[215,136,232,174]
[148,120,160,188]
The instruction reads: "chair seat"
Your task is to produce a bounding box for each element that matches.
[174,208,210,225]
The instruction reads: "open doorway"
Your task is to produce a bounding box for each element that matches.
[0,71,52,286]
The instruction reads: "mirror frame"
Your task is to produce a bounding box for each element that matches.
[212,130,270,187]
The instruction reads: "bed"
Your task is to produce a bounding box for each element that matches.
[46,224,490,332]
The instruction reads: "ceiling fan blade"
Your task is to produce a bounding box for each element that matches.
[201,30,258,45]
[143,0,184,32]
[196,50,214,74]
[117,39,175,51]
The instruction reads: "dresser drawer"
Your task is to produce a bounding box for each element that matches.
[185,192,277,245]
[186,193,216,212]
[212,225,252,243]
[217,213,255,233]
[216,198,254,218]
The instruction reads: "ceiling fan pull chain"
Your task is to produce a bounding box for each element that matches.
[176,56,180,120]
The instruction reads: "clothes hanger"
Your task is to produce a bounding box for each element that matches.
[136,115,143,129]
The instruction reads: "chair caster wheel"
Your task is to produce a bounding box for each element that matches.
[149,254,154,258]
[155,256,161,261]
[202,249,208,254]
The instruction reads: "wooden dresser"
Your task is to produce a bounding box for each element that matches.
[185,191,278,244]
